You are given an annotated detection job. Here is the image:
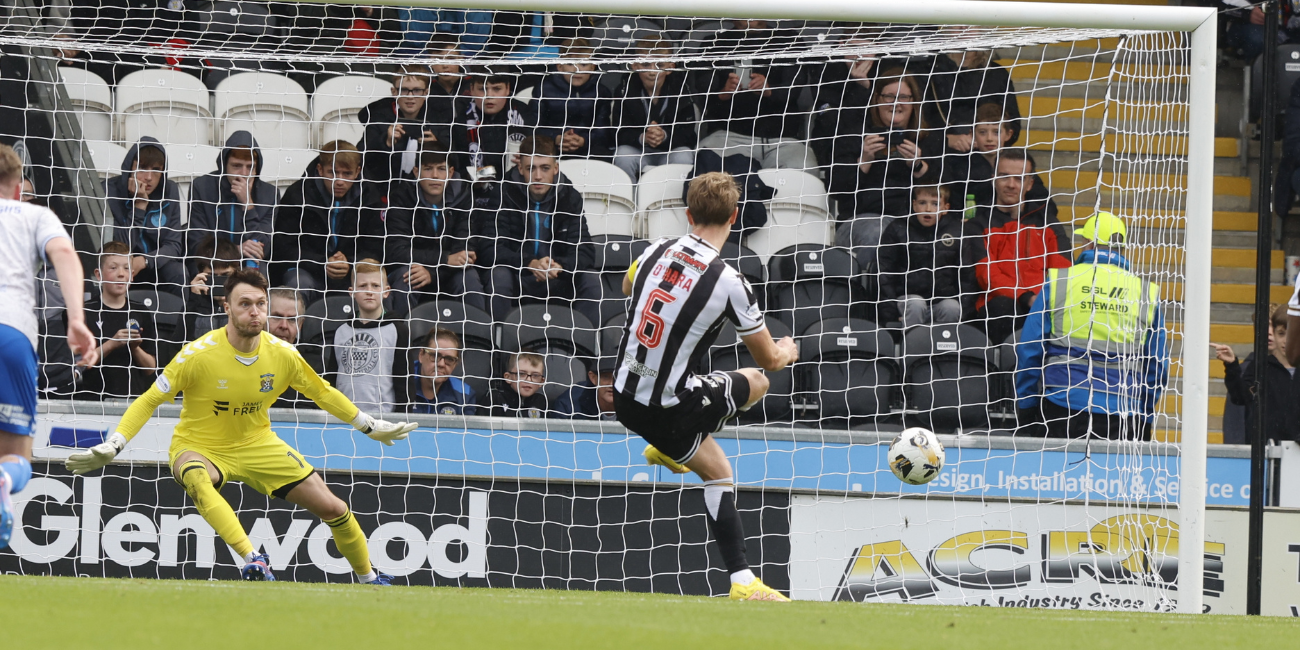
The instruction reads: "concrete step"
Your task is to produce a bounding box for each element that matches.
[1210,267,1284,283]
[1055,207,1258,231]
[1206,283,1294,305]
[1017,129,1240,158]
[1050,190,1250,212]
[999,59,1190,83]
[1124,247,1283,269]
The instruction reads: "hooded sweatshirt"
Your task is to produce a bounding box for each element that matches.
[478,166,590,275]
[358,95,454,184]
[271,156,387,290]
[107,137,184,274]
[385,171,476,269]
[535,72,615,158]
[186,131,276,272]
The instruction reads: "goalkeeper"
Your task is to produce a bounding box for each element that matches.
[66,269,416,584]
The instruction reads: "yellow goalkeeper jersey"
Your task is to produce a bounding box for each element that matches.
[115,327,360,450]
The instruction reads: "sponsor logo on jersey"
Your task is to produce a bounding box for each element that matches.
[217,379,228,390]
[623,354,658,378]
[259,373,275,393]
[213,400,229,416]
[670,250,708,272]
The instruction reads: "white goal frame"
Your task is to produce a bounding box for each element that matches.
[303,0,1216,614]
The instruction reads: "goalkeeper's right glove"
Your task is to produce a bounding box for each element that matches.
[65,432,128,475]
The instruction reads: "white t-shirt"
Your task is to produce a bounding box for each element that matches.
[0,198,71,348]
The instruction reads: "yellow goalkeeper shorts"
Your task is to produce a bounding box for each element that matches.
[168,432,315,500]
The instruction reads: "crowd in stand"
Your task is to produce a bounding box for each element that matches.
[26,16,1136,431]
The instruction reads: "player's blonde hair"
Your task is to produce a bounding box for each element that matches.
[0,144,23,188]
[686,172,740,227]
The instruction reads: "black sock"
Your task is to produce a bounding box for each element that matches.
[704,482,749,574]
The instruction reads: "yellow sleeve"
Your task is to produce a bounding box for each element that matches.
[114,351,187,441]
[288,344,361,424]
[627,259,639,285]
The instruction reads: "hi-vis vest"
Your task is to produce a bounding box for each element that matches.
[1044,263,1158,393]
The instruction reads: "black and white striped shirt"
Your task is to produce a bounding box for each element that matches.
[615,234,766,408]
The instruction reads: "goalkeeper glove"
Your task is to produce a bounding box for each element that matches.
[65,432,128,475]
[352,411,416,446]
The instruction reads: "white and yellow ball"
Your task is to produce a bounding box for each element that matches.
[887,427,945,485]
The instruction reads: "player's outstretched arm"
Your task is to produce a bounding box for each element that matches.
[46,236,98,367]
[741,328,799,373]
[350,411,417,447]
[65,381,171,474]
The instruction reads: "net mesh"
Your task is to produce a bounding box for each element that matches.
[0,4,1206,608]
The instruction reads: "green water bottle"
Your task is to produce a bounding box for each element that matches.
[963,193,977,221]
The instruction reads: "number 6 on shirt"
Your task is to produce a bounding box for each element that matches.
[636,288,677,349]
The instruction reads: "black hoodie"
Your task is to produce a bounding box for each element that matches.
[271,156,387,290]
[698,28,805,141]
[614,70,698,153]
[477,166,590,275]
[186,130,277,273]
[385,171,476,269]
[107,137,184,277]
[449,95,535,181]
[358,95,454,184]
[1225,352,1300,444]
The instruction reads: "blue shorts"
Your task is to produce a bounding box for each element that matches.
[0,324,37,436]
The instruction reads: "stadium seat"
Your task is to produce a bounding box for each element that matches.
[58,67,113,142]
[589,17,663,55]
[128,289,187,366]
[559,159,636,238]
[311,75,393,148]
[165,144,220,224]
[796,317,899,426]
[635,163,692,240]
[259,148,317,191]
[214,73,312,151]
[901,323,995,433]
[409,300,496,400]
[746,169,833,266]
[499,304,596,401]
[700,316,794,423]
[301,296,356,370]
[719,242,766,310]
[587,234,648,326]
[116,69,213,146]
[82,140,128,180]
[766,244,857,336]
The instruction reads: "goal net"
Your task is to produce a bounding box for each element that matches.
[0,1,1216,613]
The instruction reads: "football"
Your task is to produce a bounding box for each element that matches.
[887,427,946,485]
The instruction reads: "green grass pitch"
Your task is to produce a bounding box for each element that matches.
[3,575,1296,649]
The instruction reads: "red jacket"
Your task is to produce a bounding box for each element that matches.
[970,202,1072,310]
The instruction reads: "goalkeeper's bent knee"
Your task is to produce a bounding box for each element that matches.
[177,460,254,559]
[1,457,32,493]
[324,509,373,577]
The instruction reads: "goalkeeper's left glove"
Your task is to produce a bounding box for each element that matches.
[352,411,416,446]
[65,432,128,475]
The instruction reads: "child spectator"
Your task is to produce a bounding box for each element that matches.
[968,150,1071,345]
[65,241,159,400]
[611,39,697,180]
[186,130,275,276]
[425,34,465,128]
[385,144,488,314]
[450,71,535,184]
[941,103,1048,212]
[185,235,241,341]
[928,48,1022,153]
[877,186,978,327]
[483,351,547,418]
[409,328,478,415]
[535,38,615,160]
[107,137,185,296]
[1215,305,1300,444]
[326,261,411,414]
[359,64,446,184]
[479,136,600,323]
[272,141,387,296]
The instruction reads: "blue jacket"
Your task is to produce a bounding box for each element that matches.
[408,366,478,416]
[1015,249,1169,420]
[554,381,617,421]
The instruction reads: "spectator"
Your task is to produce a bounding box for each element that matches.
[876,185,977,327]
[697,20,814,171]
[535,38,615,160]
[928,47,1022,153]
[272,141,386,296]
[451,71,535,184]
[1216,305,1300,444]
[828,69,943,272]
[1015,212,1168,440]
[359,64,445,185]
[1222,1,1267,62]
[186,130,275,277]
[969,149,1071,345]
[385,144,488,314]
[267,287,314,408]
[554,355,617,420]
[408,328,478,415]
[425,34,466,127]
[942,103,1047,212]
[809,46,877,176]
[482,351,548,418]
[66,240,158,400]
[326,261,411,414]
[612,38,697,180]
[481,136,600,323]
[107,137,185,296]
[185,235,241,341]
